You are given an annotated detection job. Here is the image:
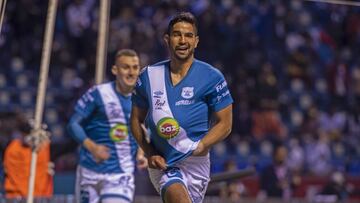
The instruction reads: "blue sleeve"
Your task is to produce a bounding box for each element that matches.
[67,86,98,143]
[206,70,233,112]
[132,68,149,109]
[74,86,98,117]
[67,113,87,144]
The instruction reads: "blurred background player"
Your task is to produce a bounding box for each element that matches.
[67,49,147,203]
[131,12,233,203]
[3,113,53,199]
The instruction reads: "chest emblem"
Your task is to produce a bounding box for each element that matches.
[181,87,194,99]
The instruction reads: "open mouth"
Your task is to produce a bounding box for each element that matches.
[125,76,136,83]
[176,45,189,50]
[176,47,189,54]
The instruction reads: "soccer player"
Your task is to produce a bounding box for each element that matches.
[131,12,233,203]
[67,49,147,203]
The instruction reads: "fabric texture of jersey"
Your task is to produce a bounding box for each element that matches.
[74,81,138,173]
[132,59,233,166]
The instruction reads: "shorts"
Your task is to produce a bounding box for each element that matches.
[148,154,210,203]
[75,166,135,203]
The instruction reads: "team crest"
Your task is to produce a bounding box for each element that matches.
[181,87,194,99]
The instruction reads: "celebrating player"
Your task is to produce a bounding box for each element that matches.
[67,49,147,203]
[131,12,233,203]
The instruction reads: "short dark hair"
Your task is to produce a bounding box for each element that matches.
[166,12,198,35]
[115,49,138,59]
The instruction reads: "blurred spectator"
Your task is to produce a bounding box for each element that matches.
[219,160,247,202]
[287,138,305,174]
[318,104,346,141]
[257,144,300,201]
[256,62,280,102]
[306,132,332,176]
[251,100,288,142]
[315,171,349,202]
[3,114,53,198]
[300,105,321,135]
[344,104,360,156]
[327,62,350,109]
[65,0,95,60]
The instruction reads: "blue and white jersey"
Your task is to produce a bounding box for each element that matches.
[74,81,137,174]
[132,59,233,166]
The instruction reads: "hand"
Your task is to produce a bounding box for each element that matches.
[24,127,50,152]
[192,141,208,156]
[48,162,55,176]
[136,154,148,170]
[83,138,110,163]
[90,144,110,163]
[148,155,167,170]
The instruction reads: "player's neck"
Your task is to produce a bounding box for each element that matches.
[169,57,193,86]
[115,82,132,96]
[170,57,194,76]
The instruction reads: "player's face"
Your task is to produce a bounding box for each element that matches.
[165,22,199,61]
[112,55,140,89]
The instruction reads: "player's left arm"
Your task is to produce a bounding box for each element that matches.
[193,104,232,156]
[193,69,233,156]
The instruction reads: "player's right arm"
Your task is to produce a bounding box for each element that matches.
[131,68,167,170]
[131,105,167,170]
[67,113,109,163]
[66,87,110,163]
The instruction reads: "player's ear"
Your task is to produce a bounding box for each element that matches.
[194,35,199,48]
[111,65,117,76]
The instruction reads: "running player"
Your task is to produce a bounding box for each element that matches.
[131,12,233,203]
[67,49,147,203]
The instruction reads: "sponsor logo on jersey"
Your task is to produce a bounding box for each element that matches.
[154,99,166,110]
[175,99,195,106]
[110,123,128,142]
[153,90,164,98]
[215,81,227,92]
[156,117,180,139]
[181,87,194,99]
[77,87,95,108]
[108,102,125,120]
[216,90,230,102]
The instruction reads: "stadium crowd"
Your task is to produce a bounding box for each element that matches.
[1,0,360,199]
